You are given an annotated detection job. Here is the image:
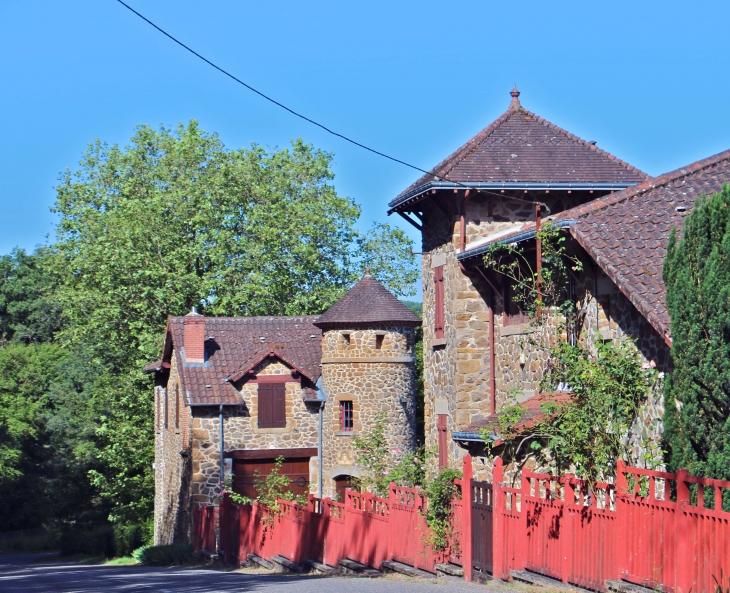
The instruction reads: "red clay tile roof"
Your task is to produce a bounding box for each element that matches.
[461,392,573,441]
[314,274,421,327]
[165,315,323,406]
[568,149,730,342]
[389,89,646,212]
[458,148,730,342]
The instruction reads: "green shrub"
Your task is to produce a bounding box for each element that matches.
[59,526,115,558]
[113,523,150,557]
[133,543,194,566]
[0,528,57,553]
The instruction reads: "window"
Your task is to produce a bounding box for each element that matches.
[340,401,354,431]
[342,333,350,345]
[504,282,528,326]
[375,334,384,350]
[258,382,287,428]
[434,265,445,338]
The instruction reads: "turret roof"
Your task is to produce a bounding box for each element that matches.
[314,273,421,327]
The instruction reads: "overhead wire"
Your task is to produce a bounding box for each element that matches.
[114,0,542,209]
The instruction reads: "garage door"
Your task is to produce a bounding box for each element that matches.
[232,457,311,500]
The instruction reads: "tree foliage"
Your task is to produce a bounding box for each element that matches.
[46,121,417,525]
[663,185,730,480]
[0,248,64,345]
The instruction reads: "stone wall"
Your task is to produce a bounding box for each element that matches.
[154,354,192,545]
[320,325,417,497]
[419,189,668,481]
[190,359,320,505]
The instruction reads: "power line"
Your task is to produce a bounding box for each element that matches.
[113,0,541,208]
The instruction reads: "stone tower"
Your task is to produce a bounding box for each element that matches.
[313,272,421,498]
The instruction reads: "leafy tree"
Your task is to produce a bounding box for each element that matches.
[0,248,64,345]
[52,121,418,524]
[663,185,730,481]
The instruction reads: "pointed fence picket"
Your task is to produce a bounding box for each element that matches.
[193,456,730,592]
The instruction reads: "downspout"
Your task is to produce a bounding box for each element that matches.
[219,404,224,487]
[489,291,496,415]
[535,203,542,317]
[315,376,329,499]
[318,402,324,498]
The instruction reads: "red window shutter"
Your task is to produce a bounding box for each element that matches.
[437,414,447,469]
[258,383,286,428]
[434,265,445,339]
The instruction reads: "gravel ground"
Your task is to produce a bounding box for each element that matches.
[0,553,535,593]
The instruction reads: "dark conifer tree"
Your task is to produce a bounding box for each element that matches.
[663,185,730,480]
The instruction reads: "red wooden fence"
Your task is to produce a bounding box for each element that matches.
[196,482,456,574]
[195,456,730,592]
[492,458,730,592]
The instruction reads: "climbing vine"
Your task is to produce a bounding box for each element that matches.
[480,221,663,484]
[353,413,461,552]
[218,456,307,525]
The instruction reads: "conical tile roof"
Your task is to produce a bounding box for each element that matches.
[389,87,647,212]
[314,273,421,327]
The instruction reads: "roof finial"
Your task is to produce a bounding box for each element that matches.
[510,84,521,110]
[365,267,371,277]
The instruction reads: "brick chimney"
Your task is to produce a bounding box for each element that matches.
[183,308,205,364]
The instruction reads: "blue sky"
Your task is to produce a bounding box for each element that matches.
[1,0,729,295]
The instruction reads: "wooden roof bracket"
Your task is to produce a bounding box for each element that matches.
[397,211,423,230]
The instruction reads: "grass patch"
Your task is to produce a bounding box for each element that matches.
[104,556,138,565]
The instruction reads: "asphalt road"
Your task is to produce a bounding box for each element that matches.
[0,554,513,593]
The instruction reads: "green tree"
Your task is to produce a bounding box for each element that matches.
[0,247,64,345]
[52,121,418,524]
[663,185,730,481]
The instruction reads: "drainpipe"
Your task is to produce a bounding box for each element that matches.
[315,376,329,499]
[489,292,496,415]
[318,402,324,498]
[219,404,224,487]
[535,203,542,317]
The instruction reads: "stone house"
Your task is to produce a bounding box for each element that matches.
[388,86,730,479]
[145,273,420,545]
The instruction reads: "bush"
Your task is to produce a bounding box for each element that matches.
[59,526,115,558]
[0,528,57,553]
[133,543,194,566]
[113,523,150,557]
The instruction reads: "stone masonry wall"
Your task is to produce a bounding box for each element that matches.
[154,354,192,545]
[190,359,319,505]
[320,325,417,497]
[420,189,668,481]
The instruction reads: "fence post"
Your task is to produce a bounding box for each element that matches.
[676,469,691,592]
[561,476,574,584]
[462,454,473,582]
[388,482,397,562]
[492,457,505,580]
[615,460,627,579]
